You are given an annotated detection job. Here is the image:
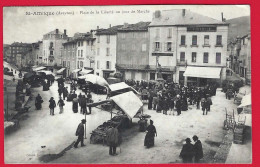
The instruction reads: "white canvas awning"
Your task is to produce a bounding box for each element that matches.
[79,69,93,75]
[78,75,86,79]
[33,66,46,72]
[111,91,143,119]
[183,66,221,79]
[72,69,82,73]
[57,68,66,74]
[238,93,251,108]
[38,70,54,76]
[109,82,139,94]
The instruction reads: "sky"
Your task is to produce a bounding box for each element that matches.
[3,5,250,44]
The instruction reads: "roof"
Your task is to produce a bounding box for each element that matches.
[44,29,66,36]
[96,25,124,35]
[150,9,228,27]
[118,22,151,32]
[10,42,32,47]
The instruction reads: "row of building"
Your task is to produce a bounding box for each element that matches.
[4,9,233,86]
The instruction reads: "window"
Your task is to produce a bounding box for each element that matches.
[131,71,135,80]
[50,51,53,55]
[204,35,209,45]
[142,44,147,52]
[106,48,110,56]
[203,52,209,63]
[50,42,53,48]
[216,52,221,64]
[78,50,80,57]
[180,52,185,61]
[155,28,160,38]
[192,52,197,62]
[97,36,100,43]
[81,50,83,57]
[192,35,197,45]
[107,35,110,43]
[150,73,155,80]
[166,42,172,51]
[97,60,100,69]
[122,44,126,51]
[167,28,172,38]
[80,61,83,68]
[37,55,38,59]
[155,42,160,51]
[81,41,83,46]
[132,44,135,50]
[216,35,222,45]
[63,61,66,67]
[97,48,100,55]
[106,61,111,69]
[78,42,80,46]
[181,35,186,45]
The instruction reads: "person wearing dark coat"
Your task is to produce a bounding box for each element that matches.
[49,97,56,115]
[192,135,203,163]
[86,92,93,114]
[175,95,182,115]
[148,91,153,110]
[62,87,68,100]
[144,120,157,148]
[35,94,43,110]
[72,96,79,113]
[81,95,87,114]
[179,138,194,163]
[58,86,63,97]
[201,98,207,115]
[74,119,86,148]
[106,125,119,155]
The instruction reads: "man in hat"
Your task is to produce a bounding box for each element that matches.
[106,124,119,155]
[179,138,194,163]
[74,119,86,148]
[175,95,182,115]
[49,97,56,116]
[192,135,203,163]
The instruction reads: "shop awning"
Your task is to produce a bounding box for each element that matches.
[79,69,93,75]
[72,69,82,73]
[183,66,221,79]
[109,82,140,94]
[57,68,66,74]
[33,66,46,72]
[111,91,143,119]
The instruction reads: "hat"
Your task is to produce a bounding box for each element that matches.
[81,119,86,123]
[185,138,191,143]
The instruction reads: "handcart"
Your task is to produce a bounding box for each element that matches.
[233,115,246,144]
[223,108,236,130]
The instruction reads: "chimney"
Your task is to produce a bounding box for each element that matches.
[97,26,99,30]
[64,29,67,35]
[56,29,59,34]
[109,24,111,28]
[154,10,161,18]
[182,9,185,16]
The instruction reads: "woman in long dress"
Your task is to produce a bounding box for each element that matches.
[144,120,157,148]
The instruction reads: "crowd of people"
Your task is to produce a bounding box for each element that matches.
[125,79,217,115]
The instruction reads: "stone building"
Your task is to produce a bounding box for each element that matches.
[116,22,150,80]
[149,9,229,86]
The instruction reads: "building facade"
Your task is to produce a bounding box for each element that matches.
[149,9,229,86]
[116,22,150,80]
[62,38,77,77]
[42,29,68,69]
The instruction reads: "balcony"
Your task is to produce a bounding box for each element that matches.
[177,59,187,66]
[48,56,55,60]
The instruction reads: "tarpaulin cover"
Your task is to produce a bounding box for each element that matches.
[33,66,46,72]
[238,93,251,108]
[38,70,54,76]
[56,68,66,74]
[109,82,140,94]
[184,66,221,79]
[72,69,82,73]
[85,74,109,87]
[79,69,93,75]
[111,91,143,119]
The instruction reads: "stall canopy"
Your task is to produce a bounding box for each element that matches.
[38,70,54,76]
[33,66,46,72]
[79,69,93,75]
[78,75,86,79]
[56,68,66,74]
[85,74,109,87]
[109,82,139,94]
[72,69,82,73]
[238,93,251,108]
[183,66,221,79]
[111,91,143,119]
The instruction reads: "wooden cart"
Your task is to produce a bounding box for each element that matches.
[233,115,246,144]
[223,108,236,130]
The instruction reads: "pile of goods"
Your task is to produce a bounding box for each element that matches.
[90,115,130,145]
